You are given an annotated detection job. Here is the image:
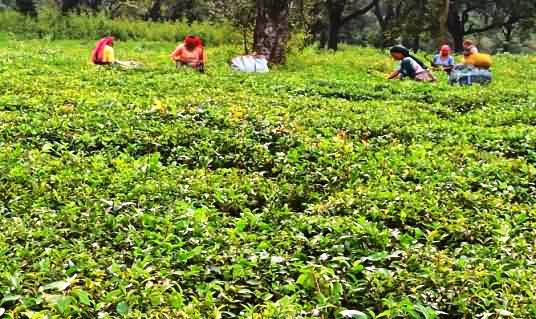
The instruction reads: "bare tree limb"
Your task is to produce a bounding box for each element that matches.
[341,0,378,24]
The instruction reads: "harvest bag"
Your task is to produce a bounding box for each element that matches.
[449,65,491,86]
[231,55,269,73]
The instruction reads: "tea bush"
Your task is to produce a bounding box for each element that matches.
[0,38,535,319]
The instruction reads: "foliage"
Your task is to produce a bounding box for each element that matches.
[0,38,536,319]
[0,10,242,44]
[212,0,257,54]
[3,0,536,52]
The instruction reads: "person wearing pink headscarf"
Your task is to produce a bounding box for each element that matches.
[91,37,116,65]
[432,44,454,74]
[90,36,142,69]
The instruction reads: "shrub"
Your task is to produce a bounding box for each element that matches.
[0,10,242,45]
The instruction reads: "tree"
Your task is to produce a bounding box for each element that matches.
[447,0,536,51]
[306,1,328,47]
[372,0,407,48]
[289,0,319,47]
[213,0,256,54]
[253,0,290,64]
[437,0,450,45]
[400,0,426,50]
[146,0,163,21]
[15,0,36,15]
[323,0,378,50]
[168,0,212,21]
[492,0,536,51]
[371,0,453,50]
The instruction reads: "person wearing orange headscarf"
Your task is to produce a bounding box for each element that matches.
[171,35,207,73]
[91,37,116,65]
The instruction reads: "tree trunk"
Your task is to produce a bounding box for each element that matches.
[88,0,102,11]
[16,0,36,16]
[327,20,341,50]
[61,0,80,13]
[402,35,419,51]
[374,2,397,48]
[447,7,464,52]
[311,20,327,48]
[451,30,464,52]
[147,0,162,21]
[438,0,450,45]
[503,25,514,52]
[409,0,425,51]
[327,3,343,50]
[253,0,290,64]
[243,29,250,54]
[319,29,328,49]
[413,35,421,51]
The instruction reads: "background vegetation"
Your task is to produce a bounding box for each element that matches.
[0,10,241,44]
[1,0,535,53]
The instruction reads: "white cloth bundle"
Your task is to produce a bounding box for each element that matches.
[231,55,269,73]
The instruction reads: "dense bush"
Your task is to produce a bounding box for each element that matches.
[0,10,241,44]
[0,38,535,319]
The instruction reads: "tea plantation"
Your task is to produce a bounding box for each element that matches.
[1,38,536,319]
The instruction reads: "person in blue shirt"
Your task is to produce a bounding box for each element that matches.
[431,45,454,74]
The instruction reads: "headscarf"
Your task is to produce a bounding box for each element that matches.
[91,37,114,64]
[390,45,428,69]
[440,45,451,57]
[184,35,197,47]
[181,35,205,63]
[184,35,203,49]
[193,36,203,48]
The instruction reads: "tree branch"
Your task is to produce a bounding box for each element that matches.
[465,12,533,35]
[466,20,506,35]
[341,0,378,25]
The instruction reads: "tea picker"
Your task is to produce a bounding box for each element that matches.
[171,35,207,73]
[449,40,492,86]
[91,36,142,70]
[387,45,436,82]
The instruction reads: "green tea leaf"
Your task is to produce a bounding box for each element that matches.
[116,302,129,316]
[40,280,71,292]
[78,290,91,305]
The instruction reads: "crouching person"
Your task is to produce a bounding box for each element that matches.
[432,45,454,74]
[91,37,141,69]
[449,40,492,85]
[387,45,436,82]
[171,35,207,73]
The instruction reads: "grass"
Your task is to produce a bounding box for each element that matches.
[0,36,536,319]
